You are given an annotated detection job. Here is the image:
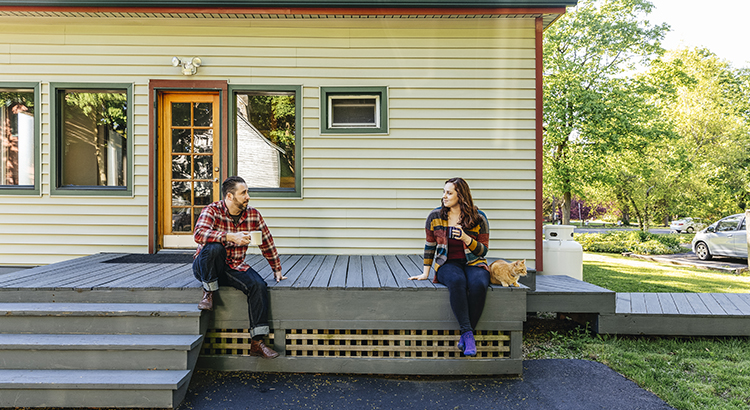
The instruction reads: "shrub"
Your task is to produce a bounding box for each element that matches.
[573,231,687,255]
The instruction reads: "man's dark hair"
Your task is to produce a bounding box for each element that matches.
[222,176,246,198]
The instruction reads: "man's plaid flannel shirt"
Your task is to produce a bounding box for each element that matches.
[193,200,282,274]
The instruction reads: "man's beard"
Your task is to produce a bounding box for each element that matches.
[233,196,248,212]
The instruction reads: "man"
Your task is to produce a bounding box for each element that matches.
[193,176,287,359]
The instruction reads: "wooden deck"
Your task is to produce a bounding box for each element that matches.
[598,292,750,336]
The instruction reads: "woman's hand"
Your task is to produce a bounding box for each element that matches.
[453,225,472,245]
[409,265,431,281]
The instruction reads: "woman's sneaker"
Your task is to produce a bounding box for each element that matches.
[462,331,476,356]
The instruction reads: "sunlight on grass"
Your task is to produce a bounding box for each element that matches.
[583,260,750,293]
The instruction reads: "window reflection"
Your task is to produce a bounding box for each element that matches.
[236,92,296,189]
[0,89,34,187]
[59,89,127,187]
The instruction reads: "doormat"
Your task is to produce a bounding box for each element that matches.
[104,253,194,264]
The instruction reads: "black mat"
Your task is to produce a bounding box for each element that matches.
[104,253,194,264]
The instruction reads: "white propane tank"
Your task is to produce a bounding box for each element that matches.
[541,225,583,281]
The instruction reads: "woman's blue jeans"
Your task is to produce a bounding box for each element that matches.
[192,242,270,338]
[437,260,490,334]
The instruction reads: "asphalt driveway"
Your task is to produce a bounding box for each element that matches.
[178,359,674,410]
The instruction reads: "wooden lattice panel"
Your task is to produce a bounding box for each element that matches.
[202,329,275,356]
[286,329,510,359]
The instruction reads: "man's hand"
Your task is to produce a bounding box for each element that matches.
[274,271,288,282]
[226,232,251,246]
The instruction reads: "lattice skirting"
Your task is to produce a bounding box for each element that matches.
[202,328,511,359]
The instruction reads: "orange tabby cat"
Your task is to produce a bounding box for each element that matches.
[489,259,527,287]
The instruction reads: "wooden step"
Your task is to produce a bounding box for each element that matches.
[0,334,203,370]
[0,369,191,408]
[0,303,203,335]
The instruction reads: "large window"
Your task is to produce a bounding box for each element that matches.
[230,85,301,197]
[0,84,39,194]
[320,86,388,134]
[51,84,132,195]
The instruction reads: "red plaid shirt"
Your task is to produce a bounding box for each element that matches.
[193,200,282,274]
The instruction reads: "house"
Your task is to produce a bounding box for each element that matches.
[0,0,577,272]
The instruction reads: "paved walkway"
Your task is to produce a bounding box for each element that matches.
[179,359,674,410]
[584,252,748,274]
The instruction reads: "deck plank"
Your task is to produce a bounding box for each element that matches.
[328,255,349,289]
[385,256,416,289]
[276,255,314,288]
[308,255,338,289]
[361,256,381,289]
[615,293,631,314]
[684,293,711,315]
[712,293,744,316]
[629,293,647,314]
[644,293,662,314]
[658,294,680,315]
[698,294,727,315]
[99,263,188,288]
[373,256,397,289]
[292,255,327,289]
[724,293,750,315]
[670,293,695,315]
[346,256,363,288]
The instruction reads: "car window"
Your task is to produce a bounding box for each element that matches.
[741,219,746,231]
[716,216,742,232]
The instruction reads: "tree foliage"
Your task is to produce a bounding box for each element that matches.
[543,0,669,225]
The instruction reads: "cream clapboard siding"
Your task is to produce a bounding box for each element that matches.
[0,16,538,267]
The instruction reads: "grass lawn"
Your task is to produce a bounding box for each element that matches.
[584,253,750,293]
[523,254,750,410]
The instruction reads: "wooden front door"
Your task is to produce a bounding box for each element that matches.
[159,92,221,248]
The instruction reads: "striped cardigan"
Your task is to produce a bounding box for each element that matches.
[423,207,490,283]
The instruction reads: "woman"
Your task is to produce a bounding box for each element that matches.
[409,177,490,356]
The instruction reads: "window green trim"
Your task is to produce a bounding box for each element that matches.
[320,86,388,134]
[228,84,302,198]
[0,82,41,196]
[50,83,134,196]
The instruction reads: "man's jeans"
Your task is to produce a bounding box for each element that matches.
[437,260,490,335]
[193,242,270,337]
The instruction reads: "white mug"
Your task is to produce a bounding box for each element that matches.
[250,230,262,246]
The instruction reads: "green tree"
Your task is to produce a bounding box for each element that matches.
[543,0,669,224]
[642,48,750,221]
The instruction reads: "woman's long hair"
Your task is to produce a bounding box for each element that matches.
[439,177,480,229]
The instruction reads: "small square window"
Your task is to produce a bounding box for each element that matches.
[0,84,40,194]
[330,96,379,128]
[321,87,387,134]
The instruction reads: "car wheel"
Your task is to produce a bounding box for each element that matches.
[687,227,694,233]
[695,242,712,261]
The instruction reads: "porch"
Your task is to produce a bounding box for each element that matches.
[2,252,750,408]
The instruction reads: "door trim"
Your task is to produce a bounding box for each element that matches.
[148,80,228,253]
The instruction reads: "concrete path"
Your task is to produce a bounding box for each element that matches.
[178,360,674,410]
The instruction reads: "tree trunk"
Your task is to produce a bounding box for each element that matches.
[562,191,572,225]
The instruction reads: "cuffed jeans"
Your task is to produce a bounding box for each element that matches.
[437,260,490,334]
[193,242,270,338]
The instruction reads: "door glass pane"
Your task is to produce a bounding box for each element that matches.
[236,92,296,189]
[194,155,212,179]
[172,103,190,127]
[194,181,213,206]
[172,155,190,179]
[172,129,191,153]
[193,129,213,153]
[0,89,35,187]
[193,102,212,127]
[172,208,192,232]
[171,181,191,206]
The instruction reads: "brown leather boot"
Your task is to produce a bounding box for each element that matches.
[197,290,213,311]
[249,339,279,359]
